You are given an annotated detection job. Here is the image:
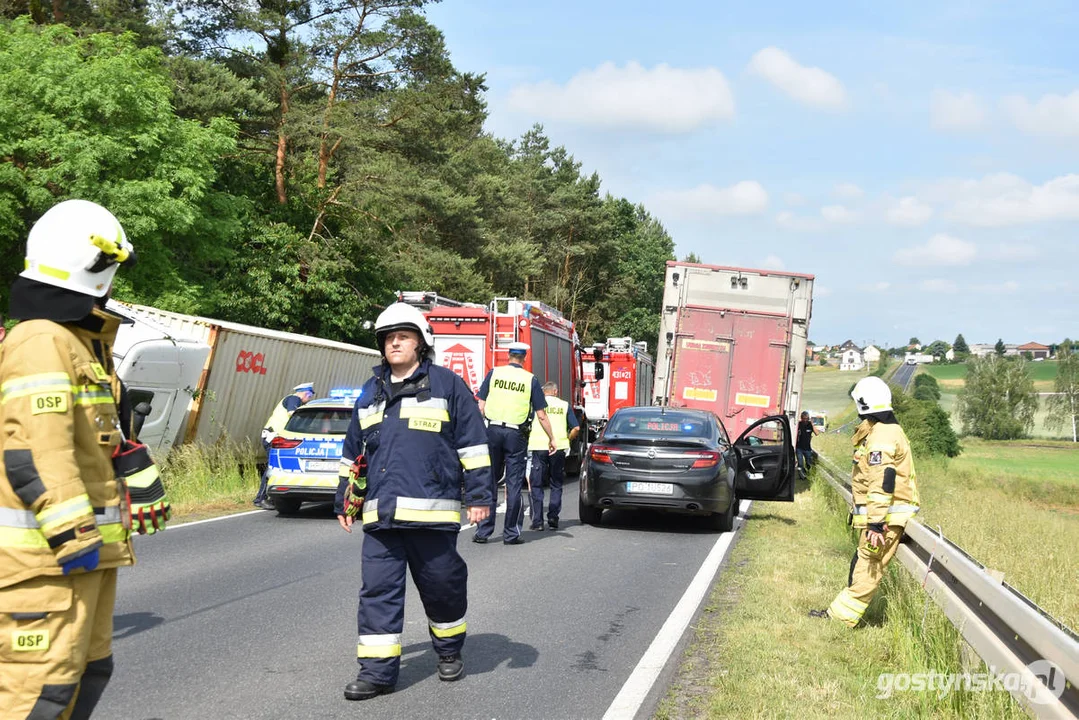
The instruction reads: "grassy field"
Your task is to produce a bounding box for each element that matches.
[161,442,263,522]
[922,360,1059,392]
[657,474,1026,719]
[801,365,870,423]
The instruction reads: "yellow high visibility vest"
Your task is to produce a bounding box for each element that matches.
[264,397,294,436]
[529,396,570,451]
[484,365,533,425]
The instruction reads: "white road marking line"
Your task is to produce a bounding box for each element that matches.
[602,499,752,720]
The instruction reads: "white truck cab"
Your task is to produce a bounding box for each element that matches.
[109,304,210,454]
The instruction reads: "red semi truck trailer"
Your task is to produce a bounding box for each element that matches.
[652,262,815,433]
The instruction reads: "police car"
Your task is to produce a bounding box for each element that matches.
[266,388,361,514]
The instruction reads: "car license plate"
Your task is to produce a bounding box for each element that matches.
[626,481,674,495]
[305,460,338,473]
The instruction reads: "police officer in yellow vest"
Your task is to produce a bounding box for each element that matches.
[1,199,170,718]
[254,382,316,509]
[813,376,921,627]
[527,382,579,531]
[473,342,555,545]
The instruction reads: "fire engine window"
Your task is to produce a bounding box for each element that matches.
[547,335,558,396]
[531,330,548,387]
[559,339,571,402]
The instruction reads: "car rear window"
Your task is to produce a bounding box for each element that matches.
[285,407,352,435]
[606,410,711,438]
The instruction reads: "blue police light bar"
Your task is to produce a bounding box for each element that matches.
[329,387,364,400]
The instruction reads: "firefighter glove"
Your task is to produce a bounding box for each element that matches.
[343,456,367,518]
[61,548,100,575]
[113,440,171,535]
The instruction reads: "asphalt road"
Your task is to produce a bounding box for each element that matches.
[892,361,916,390]
[95,480,742,720]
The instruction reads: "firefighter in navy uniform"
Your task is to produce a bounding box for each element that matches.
[813,376,921,627]
[254,382,315,509]
[0,199,170,718]
[334,302,492,700]
[473,341,555,545]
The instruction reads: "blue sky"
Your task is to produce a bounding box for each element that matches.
[426,0,1079,348]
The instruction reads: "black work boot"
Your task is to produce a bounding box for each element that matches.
[344,676,394,700]
[437,654,464,682]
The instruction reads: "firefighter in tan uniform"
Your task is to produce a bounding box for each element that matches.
[1,199,170,718]
[819,376,920,627]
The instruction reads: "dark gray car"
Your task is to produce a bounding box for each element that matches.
[579,407,796,531]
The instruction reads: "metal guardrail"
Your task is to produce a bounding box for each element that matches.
[817,455,1079,718]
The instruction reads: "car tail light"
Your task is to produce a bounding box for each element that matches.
[270,437,303,449]
[589,444,615,464]
[685,450,721,469]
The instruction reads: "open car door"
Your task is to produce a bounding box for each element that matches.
[733,414,796,502]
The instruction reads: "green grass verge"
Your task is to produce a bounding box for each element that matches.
[656,475,1026,719]
[922,361,1058,392]
[160,442,262,522]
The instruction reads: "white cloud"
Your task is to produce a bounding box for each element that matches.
[972,280,1020,294]
[930,90,986,131]
[747,47,848,111]
[652,181,768,216]
[990,242,1039,262]
[927,173,1079,226]
[775,211,822,232]
[762,254,786,270]
[886,196,934,227]
[834,183,864,199]
[507,62,735,132]
[1001,91,1079,138]
[920,278,958,294]
[820,204,858,223]
[894,233,977,267]
[784,192,807,206]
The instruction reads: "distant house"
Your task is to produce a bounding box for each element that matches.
[970,343,1020,358]
[945,348,955,361]
[840,348,865,371]
[1017,341,1050,360]
[862,345,881,364]
[838,339,859,352]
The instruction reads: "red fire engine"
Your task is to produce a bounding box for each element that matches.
[580,337,655,440]
[397,291,588,472]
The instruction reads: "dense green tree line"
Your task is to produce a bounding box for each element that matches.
[0,2,674,351]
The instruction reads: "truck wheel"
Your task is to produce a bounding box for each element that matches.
[708,496,737,532]
[272,497,302,515]
[579,496,603,526]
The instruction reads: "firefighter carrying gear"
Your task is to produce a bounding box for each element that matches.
[827,410,920,628]
[334,355,492,693]
[2,199,152,719]
[342,456,367,518]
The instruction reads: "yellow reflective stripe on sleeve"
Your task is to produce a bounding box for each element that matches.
[357,633,402,658]
[429,618,466,638]
[73,386,114,406]
[35,495,93,533]
[867,492,893,504]
[399,407,451,422]
[460,455,491,470]
[0,526,49,548]
[0,372,74,403]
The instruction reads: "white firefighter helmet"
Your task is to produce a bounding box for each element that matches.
[507,341,530,355]
[374,303,435,357]
[850,376,892,415]
[21,199,135,297]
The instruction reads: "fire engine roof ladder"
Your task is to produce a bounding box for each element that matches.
[490,297,520,357]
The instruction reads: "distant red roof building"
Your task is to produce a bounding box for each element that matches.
[1017,342,1050,359]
